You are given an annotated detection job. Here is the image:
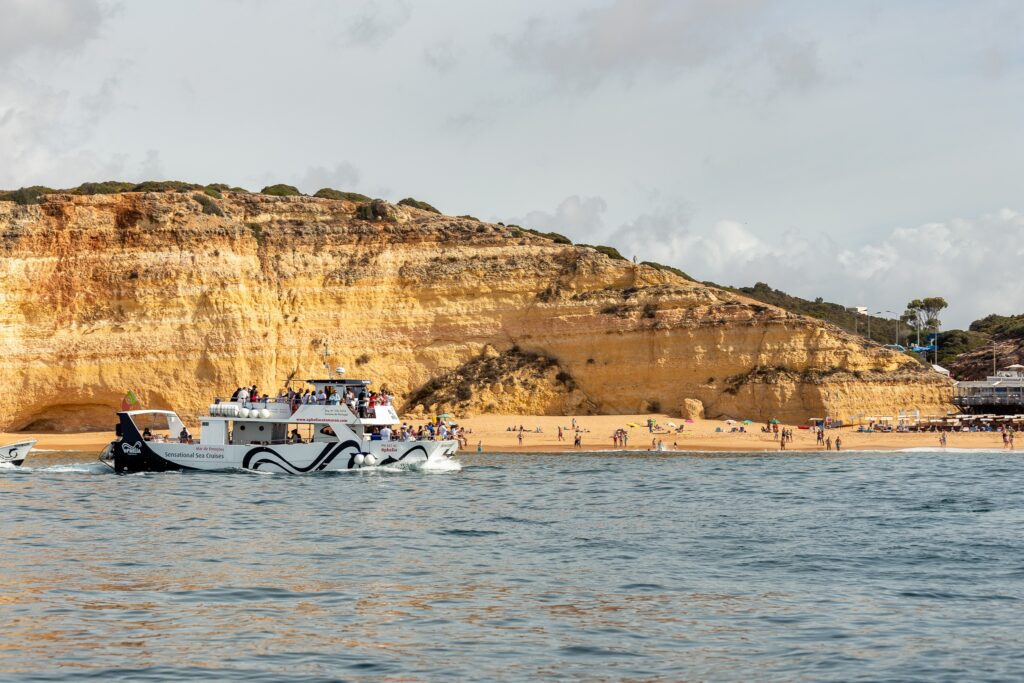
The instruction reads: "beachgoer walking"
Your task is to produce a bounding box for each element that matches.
[835,436,842,451]
[825,437,832,451]
[558,426,564,442]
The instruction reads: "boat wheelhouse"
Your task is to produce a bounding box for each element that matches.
[109,378,458,474]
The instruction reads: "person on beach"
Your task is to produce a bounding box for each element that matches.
[939,433,947,448]
[780,434,786,450]
[476,440,482,453]
[835,436,842,451]
[574,431,582,448]
[558,426,564,442]
[825,436,832,451]
[518,430,523,446]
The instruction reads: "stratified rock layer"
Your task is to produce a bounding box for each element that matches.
[0,192,952,430]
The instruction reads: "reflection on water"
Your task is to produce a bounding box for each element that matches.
[1,450,1023,680]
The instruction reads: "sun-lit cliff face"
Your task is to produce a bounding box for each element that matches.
[0,191,952,430]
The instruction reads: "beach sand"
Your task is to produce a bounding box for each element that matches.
[1,413,1013,454]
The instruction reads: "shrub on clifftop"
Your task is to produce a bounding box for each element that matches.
[397,197,441,214]
[314,188,372,202]
[74,181,136,195]
[260,184,302,197]
[0,186,57,205]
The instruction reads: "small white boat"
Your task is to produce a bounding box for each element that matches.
[107,378,458,474]
[0,439,36,467]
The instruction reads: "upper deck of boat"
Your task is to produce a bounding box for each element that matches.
[208,378,399,426]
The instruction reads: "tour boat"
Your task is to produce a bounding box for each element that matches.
[107,378,458,474]
[0,439,36,467]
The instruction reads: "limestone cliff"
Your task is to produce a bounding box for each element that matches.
[0,191,952,430]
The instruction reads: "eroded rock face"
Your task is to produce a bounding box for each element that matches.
[0,191,953,430]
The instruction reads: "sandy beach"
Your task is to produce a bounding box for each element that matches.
[2,413,1014,454]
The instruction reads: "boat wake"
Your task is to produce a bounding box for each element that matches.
[0,462,112,474]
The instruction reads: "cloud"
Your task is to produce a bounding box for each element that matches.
[502,0,823,95]
[522,196,1023,327]
[299,162,361,194]
[0,0,107,66]
[508,195,608,235]
[423,40,458,73]
[608,202,1024,328]
[343,0,410,48]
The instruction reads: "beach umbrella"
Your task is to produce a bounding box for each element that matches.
[438,413,453,419]
[742,419,753,425]
[685,418,694,423]
[769,418,780,424]
[724,419,736,424]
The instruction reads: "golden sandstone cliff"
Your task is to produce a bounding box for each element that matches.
[0,191,953,431]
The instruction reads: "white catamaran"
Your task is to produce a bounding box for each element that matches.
[0,439,36,467]
[107,378,458,474]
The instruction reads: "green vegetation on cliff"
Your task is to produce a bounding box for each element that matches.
[397,197,441,214]
[314,188,372,202]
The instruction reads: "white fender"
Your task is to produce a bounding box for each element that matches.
[363,453,376,466]
[354,453,365,466]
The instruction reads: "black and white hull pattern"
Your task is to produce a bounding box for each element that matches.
[0,439,36,467]
[112,411,457,474]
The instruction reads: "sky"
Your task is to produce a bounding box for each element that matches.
[1,0,1022,328]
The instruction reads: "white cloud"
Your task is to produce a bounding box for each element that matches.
[502,0,824,97]
[0,0,107,66]
[343,0,410,48]
[509,195,608,236]
[518,196,1023,328]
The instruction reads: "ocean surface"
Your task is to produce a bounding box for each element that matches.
[2,449,1022,681]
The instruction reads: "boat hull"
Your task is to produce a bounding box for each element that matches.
[0,439,36,467]
[112,415,456,474]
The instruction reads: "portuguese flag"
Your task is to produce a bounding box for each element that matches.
[121,390,139,411]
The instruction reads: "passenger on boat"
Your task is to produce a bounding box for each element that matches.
[380,425,392,441]
[370,428,382,441]
[230,387,242,401]
[179,427,192,443]
[289,428,303,444]
[142,427,153,441]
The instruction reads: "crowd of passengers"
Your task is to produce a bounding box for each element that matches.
[286,421,467,446]
[229,384,393,419]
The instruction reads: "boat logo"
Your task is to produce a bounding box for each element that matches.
[121,441,143,456]
[1,449,16,461]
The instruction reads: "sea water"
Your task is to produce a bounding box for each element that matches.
[1,450,1022,681]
